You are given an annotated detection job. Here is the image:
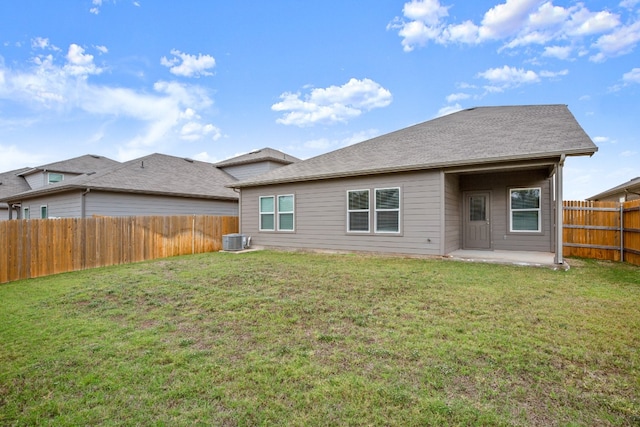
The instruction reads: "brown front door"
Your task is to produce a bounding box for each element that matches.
[464,191,491,249]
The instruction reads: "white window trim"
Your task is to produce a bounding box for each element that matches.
[347,189,370,233]
[509,187,541,233]
[48,172,64,185]
[259,196,275,231]
[375,187,401,234]
[40,205,48,219]
[23,206,30,220]
[277,194,295,232]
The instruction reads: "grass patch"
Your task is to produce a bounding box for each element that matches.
[1,251,639,426]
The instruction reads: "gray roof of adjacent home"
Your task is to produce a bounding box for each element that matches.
[0,167,31,208]
[587,176,640,201]
[215,147,301,168]
[18,154,120,176]
[231,105,597,188]
[2,153,239,202]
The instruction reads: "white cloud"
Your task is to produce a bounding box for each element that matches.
[590,21,640,62]
[479,0,540,41]
[542,45,573,60]
[623,67,640,84]
[272,78,392,127]
[64,44,102,76]
[476,65,568,90]
[0,44,220,158]
[620,150,637,157]
[161,49,216,77]
[192,152,220,163]
[446,92,470,103]
[0,144,48,173]
[390,0,634,62]
[437,103,462,117]
[620,0,640,8]
[95,45,108,54]
[477,65,539,85]
[592,136,611,143]
[90,0,103,14]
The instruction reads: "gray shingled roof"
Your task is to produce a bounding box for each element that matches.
[2,153,239,202]
[587,176,640,201]
[0,167,31,208]
[18,154,120,176]
[231,105,597,188]
[215,147,301,168]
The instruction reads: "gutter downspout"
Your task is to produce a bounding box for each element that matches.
[81,188,90,218]
[554,155,565,265]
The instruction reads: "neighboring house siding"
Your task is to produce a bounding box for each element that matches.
[0,206,17,221]
[444,173,461,254]
[460,169,553,252]
[221,161,288,181]
[85,191,238,217]
[240,171,443,256]
[20,191,83,218]
[24,172,82,189]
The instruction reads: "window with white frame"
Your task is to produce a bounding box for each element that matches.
[40,205,48,219]
[510,187,541,232]
[259,196,275,231]
[347,189,370,232]
[23,207,30,220]
[375,187,400,233]
[278,195,295,231]
[48,173,63,184]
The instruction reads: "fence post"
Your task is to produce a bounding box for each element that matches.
[620,204,624,263]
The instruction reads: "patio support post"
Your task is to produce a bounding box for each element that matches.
[554,155,565,264]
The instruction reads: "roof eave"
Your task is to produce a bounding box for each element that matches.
[229,148,597,189]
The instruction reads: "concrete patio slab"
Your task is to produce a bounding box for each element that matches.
[447,249,568,270]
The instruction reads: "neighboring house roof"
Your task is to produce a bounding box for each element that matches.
[231,105,597,188]
[2,153,239,202]
[587,176,640,201]
[215,147,301,168]
[0,167,31,209]
[18,154,120,176]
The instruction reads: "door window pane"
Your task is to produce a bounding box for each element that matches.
[469,196,486,221]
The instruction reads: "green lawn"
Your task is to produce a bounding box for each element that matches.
[1,251,639,426]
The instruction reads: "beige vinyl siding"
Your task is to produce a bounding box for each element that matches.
[23,172,83,189]
[240,171,443,256]
[220,161,288,181]
[444,173,461,253]
[85,192,238,217]
[19,191,83,218]
[460,169,553,252]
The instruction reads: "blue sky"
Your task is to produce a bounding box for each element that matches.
[0,0,638,199]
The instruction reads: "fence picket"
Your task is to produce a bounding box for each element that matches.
[1,215,239,284]
[563,200,639,265]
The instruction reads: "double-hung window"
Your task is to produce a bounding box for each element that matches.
[347,187,401,234]
[375,188,400,233]
[510,187,541,232]
[278,195,295,231]
[40,205,48,219]
[347,190,370,232]
[259,194,295,232]
[259,196,275,231]
[23,207,30,220]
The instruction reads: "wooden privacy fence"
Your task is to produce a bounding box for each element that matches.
[0,215,239,284]
[563,199,640,265]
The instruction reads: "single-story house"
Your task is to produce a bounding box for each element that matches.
[1,149,297,219]
[587,177,640,202]
[231,105,598,264]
